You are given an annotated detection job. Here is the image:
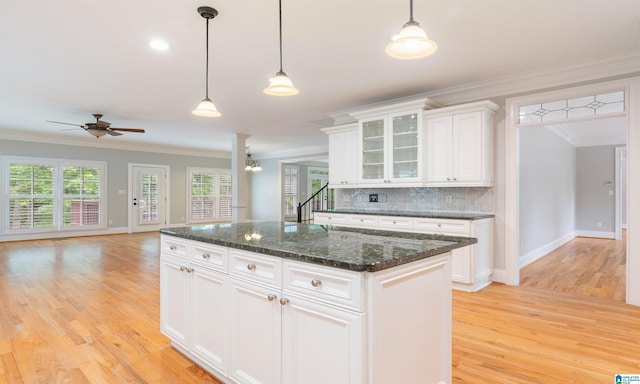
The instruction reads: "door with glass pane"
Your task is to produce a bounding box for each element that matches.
[131,165,168,233]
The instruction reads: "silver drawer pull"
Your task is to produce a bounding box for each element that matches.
[202,253,210,259]
[180,266,186,271]
[311,279,322,288]
[170,245,177,250]
[247,264,256,271]
[267,294,277,301]
[279,298,290,306]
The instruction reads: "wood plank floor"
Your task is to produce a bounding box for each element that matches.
[520,233,626,301]
[1,233,639,383]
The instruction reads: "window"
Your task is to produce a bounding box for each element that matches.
[187,168,232,223]
[5,157,106,234]
[283,165,298,216]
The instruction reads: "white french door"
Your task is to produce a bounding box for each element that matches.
[129,164,169,233]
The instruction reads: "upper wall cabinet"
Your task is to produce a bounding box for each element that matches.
[358,111,423,187]
[424,100,499,187]
[322,123,359,188]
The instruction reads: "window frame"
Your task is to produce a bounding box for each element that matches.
[186,167,232,224]
[3,156,107,235]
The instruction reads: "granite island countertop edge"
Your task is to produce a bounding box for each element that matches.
[160,223,477,273]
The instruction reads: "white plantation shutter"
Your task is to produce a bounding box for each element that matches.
[8,162,56,230]
[62,164,103,227]
[187,168,232,223]
[5,157,106,233]
[284,165,298,215]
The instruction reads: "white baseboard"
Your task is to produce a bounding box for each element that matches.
[0,227,129,242]
[575,230,615,239]
[518,231,576,269]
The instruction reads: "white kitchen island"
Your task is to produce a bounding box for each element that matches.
[160,221,476,384]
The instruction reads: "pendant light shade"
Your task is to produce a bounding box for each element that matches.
[263,0,299,96]
[192,6,221,117]
[385,0,437,60]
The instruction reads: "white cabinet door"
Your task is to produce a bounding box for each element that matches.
[360,117,387,184]
[190,267,228,377]
[160,256,189,349]
[228,278,282,384]
[326,125,359,188]
[452,111,484,183]
[425,115,453,183]
[281,295,364,384]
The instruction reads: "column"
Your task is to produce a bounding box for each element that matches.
[232,133,250,223]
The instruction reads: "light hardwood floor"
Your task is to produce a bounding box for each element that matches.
[1,233,639,383]
[520,233,626,301]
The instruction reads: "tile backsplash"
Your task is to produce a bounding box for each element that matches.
[335,187,494,213]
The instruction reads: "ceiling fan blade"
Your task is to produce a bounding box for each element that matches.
[106,130,123,136]
[46,120,84,128]
[109,128,145,133]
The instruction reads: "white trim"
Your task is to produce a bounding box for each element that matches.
[615,147,625,240]
[575,230,615,239]
[492,269,507,284]
[626,79,640,305]
[518,232,576,269]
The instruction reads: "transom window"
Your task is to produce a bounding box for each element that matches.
[518,91,625,124]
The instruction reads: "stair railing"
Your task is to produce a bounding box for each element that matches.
[297,182,332,223]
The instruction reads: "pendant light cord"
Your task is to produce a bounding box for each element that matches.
[205,17,210,99]
[409,0,415,22]
[278,0,283,73]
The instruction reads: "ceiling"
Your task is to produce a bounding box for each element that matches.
[1,0,639,158]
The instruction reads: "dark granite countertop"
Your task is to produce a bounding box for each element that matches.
[160,221,476,272]
[314,209,494,220]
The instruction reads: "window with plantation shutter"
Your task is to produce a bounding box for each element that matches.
[283,165,298,216]
[187,168,232,223]
[4,157,106,234]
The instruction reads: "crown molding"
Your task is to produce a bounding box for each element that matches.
[0,129,231,158]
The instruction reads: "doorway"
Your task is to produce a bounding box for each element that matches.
[504,77,640,306]
[129,164,169,233]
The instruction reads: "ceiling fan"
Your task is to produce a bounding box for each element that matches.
[47,113,145,138]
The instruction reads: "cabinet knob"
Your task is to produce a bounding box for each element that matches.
[247,264,256,271]
[179,266,186,271]
[267,294,277,302]
[446,178,451,181]
[279,298,290,306]
[202,253,210,259]
[453,178,457,181]
[392,221,397,224]
[437,223,442,227]
[170,245,177,250]
[187,267,194,273]
[311,279,322,287]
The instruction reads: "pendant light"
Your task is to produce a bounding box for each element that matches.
[192,6,221,117]
[385,0,437,60]
[263,0,299,96]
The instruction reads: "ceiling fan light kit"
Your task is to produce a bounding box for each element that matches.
[192,6,222,117]
[263,0,299,96]
[386,0,437,60]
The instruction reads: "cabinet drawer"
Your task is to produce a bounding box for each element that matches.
[377,216,414,232]
[229,249,282,288]
[190,241,228,273]
[161,235,188,259]
[314,212,348,225]
[347,214,378,229]
[283,260,363,311]
[413,218,471,235]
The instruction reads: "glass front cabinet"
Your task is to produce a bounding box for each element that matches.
[359,111,422,186]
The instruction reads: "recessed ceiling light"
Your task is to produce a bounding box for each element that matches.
[149,39,169,51]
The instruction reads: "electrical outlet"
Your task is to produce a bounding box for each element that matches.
[445,195,452,204]
[108,219,113,225]
[597,222,602,228]
[369,194,378,203]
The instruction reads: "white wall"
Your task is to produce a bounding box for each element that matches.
[518,127,576,266]
[248,158,282,221]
